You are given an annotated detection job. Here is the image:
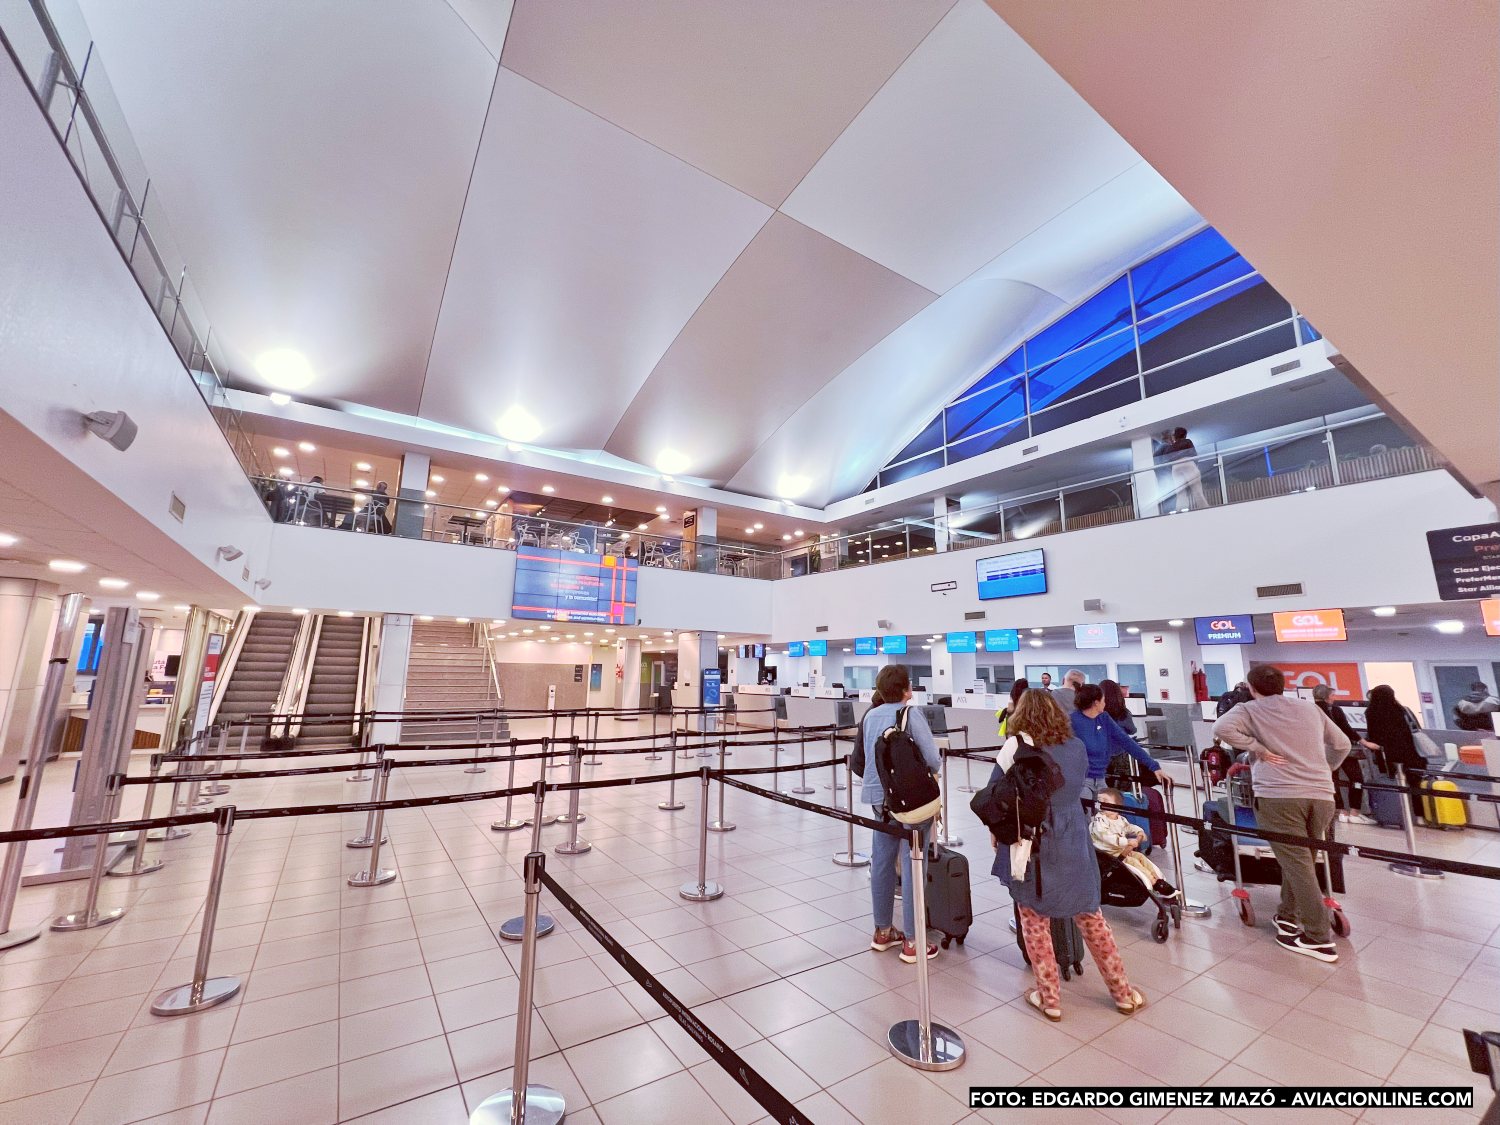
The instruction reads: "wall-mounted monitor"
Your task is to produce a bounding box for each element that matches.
[1073,622,1119,649]
[853,637,879,655]
[1195,615,1255,645]
[512,548,638,625]
[788,641,806,658]
[753,643,765,659]
[880,635,908,655]
[1272,609,1347,642]
[945,631,977,653]
[808,639,828,656]
[976,548,1047,601]
[983,629,1020,652]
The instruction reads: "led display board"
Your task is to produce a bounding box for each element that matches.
[788,641,806,658]
[1272,609,1347,642]
[808,639,828,656]
[880,635,908,655]
[945,631,977,653]
[854,637,879,655]
[512,548,638,625]
[976,548,1047,601]
[1073,622,1119,649]
[1195,615,1256,645]
[983,629,1020,652]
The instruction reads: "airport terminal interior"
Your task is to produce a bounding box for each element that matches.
[1,2,1498,1123]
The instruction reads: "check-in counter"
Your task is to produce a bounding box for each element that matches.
[732,688,996,746]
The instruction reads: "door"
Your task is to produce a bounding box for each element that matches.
[1433,664,1482,730]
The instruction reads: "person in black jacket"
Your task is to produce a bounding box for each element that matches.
[1362,685,1425,820]
[1313,685,1372,824]
[1216,682,1251,717]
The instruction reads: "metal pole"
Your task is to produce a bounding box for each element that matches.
[1166,778,1209,917]
[708,739,735,832]
[52,775,126,931]
[646,710,662,761]
[583,712,601,766]
[955,727,978,794]
[348,759,396,886]
[679,768,724,901]
[150,805,242,1015]
[554,740,591,855]
[470,852,566,1125]
[347,748,387,848]
[887,829,964,1070]
[825,735,842,806]
[491,740,525,831]
[501,785,555,941]
[833,754,870,868]
[791,727,814,794]
[679,717,694,761]
[936,748,962,847]
[1389,765,1443,879]
[547,712,564,769]
[465,713,485,774]
[110,755,165,878]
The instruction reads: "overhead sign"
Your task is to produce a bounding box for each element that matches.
[945,631,977,653]
[880,635,908,655]
[1426,522,1500,600]
[1258,660,1363,701]
[1195,615,1256,645]
[808,639,828,656]
[1484,599,1500,638]
[787,641,806,658]
[1073,623,1119,649]
[1272,609,1347,642]
[853,637,879,655]
[983,629,1020,652]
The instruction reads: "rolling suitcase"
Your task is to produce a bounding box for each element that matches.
[1014,903,1086,980]
[1143,786,1168,848]
[925,842,972,948]
[1363,760,1406,828]
[1118,791,1152,843]
[1421,779,1467,829]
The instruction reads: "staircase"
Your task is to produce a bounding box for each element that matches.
[216,612,300,738]
[401,622,507,743]
[298,615,365,748]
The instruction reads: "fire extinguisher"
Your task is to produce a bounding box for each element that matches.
[1191,661,1209,702]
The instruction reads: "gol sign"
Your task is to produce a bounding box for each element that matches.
[1272,609,1347,642]
[1258,661,1363,701]
[1483,599,1500,638]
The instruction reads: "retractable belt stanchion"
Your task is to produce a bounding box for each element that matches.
[465,713,486,774]
[151,805,242,1015]
[52,775,126,931]
[954,726,977,794]
[471,852,566,1125]
[790,726,814,795]
[547,713,564,770]
[347,748,388,849]
[1390,765,1444,880]
[110,754,165,878]
[583,713,602,766]
[1165,777,1209,917]
[679,715,695,761]
[202,741,230,797]
[888,827,964,1071]
[708,739,735,832]
[658,734,684,811]
[680,767,724,902]
[348,758,396,887]
[646,710,662,762]
[825,734,843,808]
[491,740,526,831]
[501,784,556,941]
[936,748,962,847]
[526,741,561,830]
[833,754,870,868]
[553,739,591,855]
[349,713,373,782]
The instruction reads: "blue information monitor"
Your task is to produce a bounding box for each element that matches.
[702,668,721,707]
[1195,615,1256,645]
[945,631,977,653]
[853,637,879,655]
[976,548,1048,601]
[787,641,806,658]
[983,629,1020,652]
[512,547,638,625]
[808,639,828,656]
[880,635,908,655]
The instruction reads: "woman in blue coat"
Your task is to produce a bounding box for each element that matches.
[991,689,1145,1021]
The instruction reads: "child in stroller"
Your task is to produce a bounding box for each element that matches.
[1091,789,1181,943]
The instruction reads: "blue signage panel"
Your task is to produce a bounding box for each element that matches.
[945,631,977,653]
[701,668,721,706]
[853,637,879,655]
[880,635,908,655]
[983,629,1020,652]
[808,639,828,656]
[1195,615,1256,645]
[787,641,806,658]
[1074,622,1120,649]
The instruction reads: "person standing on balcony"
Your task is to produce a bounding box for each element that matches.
[1155,427,1208,511]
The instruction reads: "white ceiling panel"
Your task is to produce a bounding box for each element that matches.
[606,214,935,484]
[499,0,958,206]
[418,69,772,450]
[781,0,1144,293]
[443,0,516,58]
[72,0,497,412]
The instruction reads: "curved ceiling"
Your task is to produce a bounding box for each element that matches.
[72,0,1198,507]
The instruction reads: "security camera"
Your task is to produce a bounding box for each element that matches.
[82,410,138,451]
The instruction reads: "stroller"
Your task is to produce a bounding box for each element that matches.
[1096,847,1181,943]
[1194,758,1351,936]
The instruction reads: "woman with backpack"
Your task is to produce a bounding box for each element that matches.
[990,688,1145,1021]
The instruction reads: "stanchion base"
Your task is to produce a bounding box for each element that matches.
[490,819,526,832]
[583,759,602,766]
[469,1084,566,1125]
[645,754,662,761]
[957,786,978,794]
[555,813,588,824]
[658,800,685,811]
[833,852,871,868]
[888,1019,965,1071]
[554,840,592,856]
[1181,900,1212,918]
[51,907,124,931]
[106,860,164,878]
[150,975,241,1016]
[1389,862,1445,880]
[147,827,190,842]
[463,766,486,775]
[345,835,388,849]
[203,785,230,796]
[348,773,371,783]
[679,880,724,902]
[548,760,568,769]
[708,822,736,833]
[0,924,44,951]
[524,816,561,827]
[498,914,555,942]
[937,834,963,848]
[790,786,815,795]
[348,868,396,887]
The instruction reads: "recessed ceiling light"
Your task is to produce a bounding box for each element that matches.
[425,490,436,498]
[843,648,851,653]
[1029,639,1043,647]
[655,505,667,513]
[1126,626,1140,634]
[48,559,86,573]
[776,474,811,499]
[565,634,575,639]
[542,485,555,494]
[291,607,308,615]
[638,523,649,530]
[496,405,542,443]
[600,495,614,504]
[475,473,489,482]
[497,485,510,494]
[241,603,257,612]
[655,449,689,475]
[173,603,191,611]
[1168,619,1184,627]
[753,523,764,530]
[431,474,445,484]
[337,610,353,617]
[268,392,292,406]
[297,441,315,452]
[1372,606,1397,617]
[135,591,160,601]
[492,619,506,625]
[583,631,593,636]
[1435,620,1465,634]
[354,478,369,488]
[455,617,469,623]
[522,628,534,635]
[272,446,290,458]
[354,461,372,471]
[605,628,615,633]
[278,466,295,476]
[418,614,434,622]
[539,624,551,631]
[98,577,129,589]
[1029,627,1043,635]
[255,348,315,391]
[485,499,498,508]
[745,528,755,534]
[782,534,792,541]
[794,530,805,538]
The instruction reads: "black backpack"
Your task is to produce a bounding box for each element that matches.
[873,707,942,824]
[970,735,1065,846]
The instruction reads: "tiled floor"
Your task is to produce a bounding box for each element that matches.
[1,718,1497,1123]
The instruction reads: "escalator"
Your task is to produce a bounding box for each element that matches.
[298,615,367,747]
[212,611,301,738]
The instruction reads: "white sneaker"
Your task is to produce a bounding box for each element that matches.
[1347,813,1377,825]
[1336,811,1350,823]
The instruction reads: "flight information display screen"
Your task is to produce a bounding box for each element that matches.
[511,548,638,625]
[976,548,1047,601]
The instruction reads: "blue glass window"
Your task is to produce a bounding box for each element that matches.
[879,451,943,487]
[1026,332,1139,413]
[1030,378,1139,436]
[888,416,944,465]
[1139,281,1293,377]
[944,377,1026,445]
[1130,228,1256,320]
[956,345,1026,402]
[1297,318,1322,344]
[1027,277,1132,367]
[947,420,1031,465]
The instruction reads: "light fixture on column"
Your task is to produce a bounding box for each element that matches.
[82,410,138,451]
[254,579,272,591]
[216,545,243,562]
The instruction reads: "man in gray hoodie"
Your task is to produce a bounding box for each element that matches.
[1212,664,1353,962]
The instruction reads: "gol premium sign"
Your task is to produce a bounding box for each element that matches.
[1272,609,1347,642]
[1427,522,1500,600]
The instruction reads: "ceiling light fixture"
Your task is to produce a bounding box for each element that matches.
[1029,627,1043,635]
[297,441,316,453]
[173,603,191,611]
[1372,606,1397,617]
[497,485,510,494]
[255,348,315,391]
[49,559,86,573]
[1029,639,1043,647]
[272,446,290,458]
[278,466,295,476]
[1126,626,1140,634]
[418,614,434,622]
[753,523,764,530]
[354,478,369,488]
[496,405,542,443]
[98,577,129,589]
[1435,620,1465,634]
[355,461,372,471]
[291,607,308,615]
[475,473,489,482]
[431,474,445,484]
[655,449,690,476]
[542,485,555,494]
[776,474,811,500]
[268,392,292,406]
[135,591,160,601]
[485,499,498,508]
[425,490,436,498]
[782,534,792,541]
[1168,619,1184,627]
[337,610,353,617]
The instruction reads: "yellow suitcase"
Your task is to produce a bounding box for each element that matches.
[1422,779,1467,829]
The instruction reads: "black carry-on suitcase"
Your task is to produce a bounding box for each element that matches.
[1014,903,1086,980]
[924,842,972,948]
